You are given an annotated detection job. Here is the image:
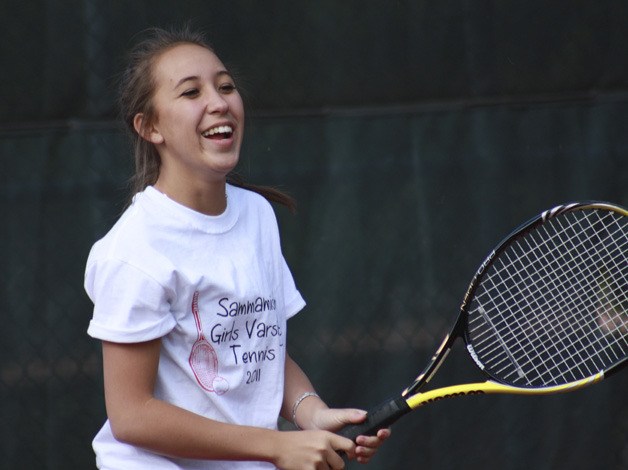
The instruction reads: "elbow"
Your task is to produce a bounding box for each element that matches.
[105,395,157,446]
[109,418,134,445]
[108,412,146,446]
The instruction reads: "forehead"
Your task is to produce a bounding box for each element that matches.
[153,43,226,84]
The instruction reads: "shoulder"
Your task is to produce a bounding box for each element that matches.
[88,196,147,256]
[86,190,173,276]
[229,184,277,220]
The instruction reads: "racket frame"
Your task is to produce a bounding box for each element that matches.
[338,201,628,441]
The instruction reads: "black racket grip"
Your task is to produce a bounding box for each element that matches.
[338,396,410,442]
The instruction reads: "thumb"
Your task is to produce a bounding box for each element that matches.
[312,408,368,431]
[339,408,368,425]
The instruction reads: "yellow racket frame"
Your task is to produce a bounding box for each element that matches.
[406,372,605,410]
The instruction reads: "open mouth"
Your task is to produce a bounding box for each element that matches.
[201,125,234,140]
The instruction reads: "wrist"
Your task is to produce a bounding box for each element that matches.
[291,391,322,430]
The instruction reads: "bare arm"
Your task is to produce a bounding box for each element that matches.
[102,340,355,469]
[102,339,279,461]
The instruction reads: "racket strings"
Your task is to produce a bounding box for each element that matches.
[468,208,627,387]
[499,218,627,384]
[519,218,627,373]
[519,213,626,378]
[475,228,624,366]
[478,260,624,385]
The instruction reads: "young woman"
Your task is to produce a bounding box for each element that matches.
[84,27,389,470]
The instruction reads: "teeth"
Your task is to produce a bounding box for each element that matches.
[202,125,233,137]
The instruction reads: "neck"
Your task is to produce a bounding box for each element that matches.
[154,177,228,216]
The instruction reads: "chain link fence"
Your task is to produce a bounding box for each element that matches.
[2,1,628,468]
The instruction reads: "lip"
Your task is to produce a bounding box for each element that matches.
[201,121,235,137]
[200,121,238,149]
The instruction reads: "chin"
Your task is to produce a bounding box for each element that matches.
[212,157,240,175]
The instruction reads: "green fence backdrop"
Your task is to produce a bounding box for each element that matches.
[1,1,627,469]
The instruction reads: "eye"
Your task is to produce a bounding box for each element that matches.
[219,82,237,94]
[181,88,200,98]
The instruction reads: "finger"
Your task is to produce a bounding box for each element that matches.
[355,441,384,459]
[355,428,391,448]
[334,435,356,453]
[327,445,350,469]
[355,444,379,465]
[332,434,357,460]
[355,435,381,449]
[330,408,368,428]
[344,409,368,425]
[355,445,376,460]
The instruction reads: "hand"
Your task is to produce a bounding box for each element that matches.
[272,429,355,470]
[310,408,391,464]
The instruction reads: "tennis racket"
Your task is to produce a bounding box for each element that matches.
[339,201,628,441]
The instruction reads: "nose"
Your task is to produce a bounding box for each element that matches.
[206,89,229,115]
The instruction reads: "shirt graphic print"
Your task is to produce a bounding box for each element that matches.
[189,291,229,395]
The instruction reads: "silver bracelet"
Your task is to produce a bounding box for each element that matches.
[291,392,320,429]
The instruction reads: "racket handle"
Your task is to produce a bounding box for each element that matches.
[338,396,410,441]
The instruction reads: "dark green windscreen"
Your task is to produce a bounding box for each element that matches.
[1,2,627,468]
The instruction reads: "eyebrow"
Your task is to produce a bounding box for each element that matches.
[174,70,233,90]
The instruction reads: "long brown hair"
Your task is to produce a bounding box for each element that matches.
[118,26,296,212]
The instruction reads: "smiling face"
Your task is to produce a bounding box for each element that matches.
[137,43,245,200]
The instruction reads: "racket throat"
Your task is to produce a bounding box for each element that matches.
[408,383,488,409]
[402,318,464,397]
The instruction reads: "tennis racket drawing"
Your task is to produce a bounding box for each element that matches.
[339,201,627,441]
[189,291,229,395]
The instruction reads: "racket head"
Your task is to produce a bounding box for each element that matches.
[461,202,628,389]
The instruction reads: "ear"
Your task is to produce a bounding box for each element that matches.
[133,113,164,145]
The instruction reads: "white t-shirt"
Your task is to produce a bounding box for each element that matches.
[85,185,306,470]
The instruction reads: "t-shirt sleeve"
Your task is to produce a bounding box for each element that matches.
[281,256,306,319]
[85,257,177,343]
